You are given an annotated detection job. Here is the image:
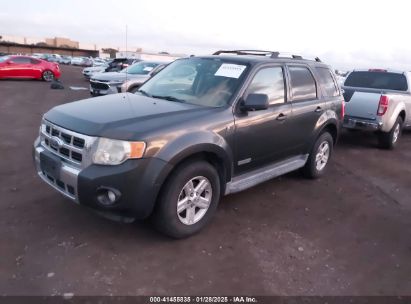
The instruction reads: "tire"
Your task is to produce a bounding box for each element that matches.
[302,132,334,179]
[152,160,221,238]
[42,70,55,82]
[378,116,403,150]
[128,86,140,93]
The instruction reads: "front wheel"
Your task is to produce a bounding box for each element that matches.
[152,160,221,238]
[302,132,334,179]
[42,70,55,82]
[378,116,403,149]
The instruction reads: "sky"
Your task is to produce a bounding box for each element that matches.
[1,0,411,70]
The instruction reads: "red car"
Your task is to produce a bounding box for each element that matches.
[0,55,61,81]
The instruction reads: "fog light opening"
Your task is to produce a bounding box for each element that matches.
[96,187,121,206]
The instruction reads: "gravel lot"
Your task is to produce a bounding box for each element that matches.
[1,65,411,296]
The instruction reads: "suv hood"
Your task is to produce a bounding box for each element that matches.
[44,93,216,140]
[92,72,146,82]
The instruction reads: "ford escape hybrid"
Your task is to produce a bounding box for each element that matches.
[33,50,344,238]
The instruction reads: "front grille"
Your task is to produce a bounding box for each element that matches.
[41,170,76,198]
[90,80,110,90]
[41,121,90,165]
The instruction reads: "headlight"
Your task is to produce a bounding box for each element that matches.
[93,138,146,165]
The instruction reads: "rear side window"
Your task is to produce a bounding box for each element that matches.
[247,67,285,105]
[289,66,317,101]
[315,67,339,97]
[344,71,408,91]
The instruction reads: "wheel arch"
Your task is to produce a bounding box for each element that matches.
[320,122,338,145]
[399,110,406,122]
[152,142,233,209]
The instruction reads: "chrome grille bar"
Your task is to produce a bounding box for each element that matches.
[40,120,97,168]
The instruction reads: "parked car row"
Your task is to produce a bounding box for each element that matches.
[71,56,93,67]
[31,53,111,67]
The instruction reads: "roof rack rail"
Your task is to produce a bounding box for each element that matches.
[213,50,321,62]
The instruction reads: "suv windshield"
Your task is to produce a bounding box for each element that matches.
[344,71,408,91]
[121,62,160,75]
[137,58,248,107]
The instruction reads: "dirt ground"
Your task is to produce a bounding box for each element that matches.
[1,65,410,296]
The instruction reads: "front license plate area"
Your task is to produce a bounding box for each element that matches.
[40,152,61,180]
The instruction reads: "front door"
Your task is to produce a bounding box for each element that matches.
[233,65,293,174]
[6,57,32,78]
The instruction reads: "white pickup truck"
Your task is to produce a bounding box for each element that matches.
[342,69,411,149]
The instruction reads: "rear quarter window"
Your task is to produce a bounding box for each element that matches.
[344,71,408,91]
[315,67,339,97]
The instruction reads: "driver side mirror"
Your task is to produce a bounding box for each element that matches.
[6,61,12,64]
[240,93,269,111]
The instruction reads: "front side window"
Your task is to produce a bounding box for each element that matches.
[315,67,339,97]
[138,58,248,108]
[247,67,285,105]
[289,66,317,101]
[11,57,31,64]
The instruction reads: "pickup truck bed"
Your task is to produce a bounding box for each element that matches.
[342,70,411,148]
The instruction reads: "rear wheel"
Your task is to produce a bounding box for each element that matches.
[378,116,403,149]
[152,160,220,238]
[42,70,55,82]
[302,132,333,179]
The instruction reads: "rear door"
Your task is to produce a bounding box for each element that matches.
[285,64,325,153]
[315,66,342,117]
[234,64,293,174]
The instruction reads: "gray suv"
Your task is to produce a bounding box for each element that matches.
[33,50,344,238]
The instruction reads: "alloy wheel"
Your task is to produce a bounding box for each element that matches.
[43,71,54,82]
[315,141,330,171]
[177,176,212,225]
[392,123,400,143]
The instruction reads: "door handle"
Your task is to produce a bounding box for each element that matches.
[315,106,323,113]
[276,113,287,121]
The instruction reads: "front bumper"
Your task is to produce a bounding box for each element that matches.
[343,116,383,131]
[33,137,172,219]
[33,138,80,202]
[89,84,120,96]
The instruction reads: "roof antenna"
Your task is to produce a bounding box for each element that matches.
[125,24,128,87]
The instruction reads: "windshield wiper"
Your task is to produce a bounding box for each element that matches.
[151,95,186,103]
[137,89,152,97]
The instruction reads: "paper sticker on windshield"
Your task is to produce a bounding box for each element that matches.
[215,64,246,78]
[143,67,154,72]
